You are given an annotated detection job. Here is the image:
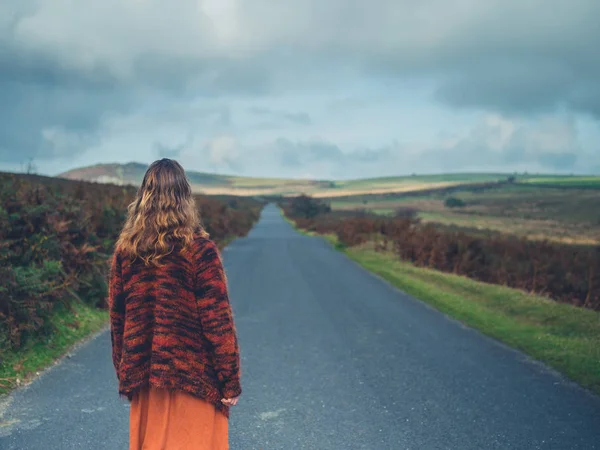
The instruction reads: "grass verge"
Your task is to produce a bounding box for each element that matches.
[0,302,108,395]
[298,224,600,395]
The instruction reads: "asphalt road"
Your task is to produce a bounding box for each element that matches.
[1,204,599,449]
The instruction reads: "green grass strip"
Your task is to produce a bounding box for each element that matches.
[0,302,108,395]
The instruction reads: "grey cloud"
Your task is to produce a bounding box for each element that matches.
[2,0,600,172]
[249,107,311,126]
[281,112,311,125]
[538,153,578,169]
[275,138,343,167]
[352,147,394,163]
[273,138,391,169]
[154,141,188,159]
[327,97,370,112]
[0,0,271,163]
[570,88,600,118]
[235,0,600,117]
[8,0,599,118]
[373,2,600,117]
[0,80,128,163]
[141,104,233,131]
[435,70,569,115]
[418,116,582,173]
[262,116,585,178]
[432,56,596,116]
[279,147,301,167]
[169,114,590,178]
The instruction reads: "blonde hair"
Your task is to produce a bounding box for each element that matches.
[115,158,207,265]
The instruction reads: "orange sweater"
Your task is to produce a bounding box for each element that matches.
[108,235,241,417]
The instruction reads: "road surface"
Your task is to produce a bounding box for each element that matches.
[1,204,599,449]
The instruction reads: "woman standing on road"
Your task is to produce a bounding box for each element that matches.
[108,158,241,450]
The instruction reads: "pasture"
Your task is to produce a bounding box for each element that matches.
[329,183,600,245]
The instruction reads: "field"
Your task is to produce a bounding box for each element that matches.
[330,184,600,245]
[520,176,600,189]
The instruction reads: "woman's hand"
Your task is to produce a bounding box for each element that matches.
[221,396,239,406]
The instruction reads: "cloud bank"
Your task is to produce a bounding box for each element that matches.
[0,0,599,177]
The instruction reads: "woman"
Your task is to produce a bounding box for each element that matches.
[108,158,241,450]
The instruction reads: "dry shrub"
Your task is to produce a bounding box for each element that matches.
[0,173,263,356]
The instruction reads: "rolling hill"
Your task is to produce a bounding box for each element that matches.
[58,162,600,197]
[58,162,515,197]
[59,162,329,196]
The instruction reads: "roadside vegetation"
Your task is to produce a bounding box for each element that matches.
[0,172,263,394]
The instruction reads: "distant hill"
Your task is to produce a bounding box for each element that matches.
[59,162,240,188]
[59,162,149,186]
[58,162,330,196]
[59,162,599,197]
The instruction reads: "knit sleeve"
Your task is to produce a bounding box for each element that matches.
[108,251,125,379]
[194,239,242,399]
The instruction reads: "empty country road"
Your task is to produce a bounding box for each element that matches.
[1,204,599,450]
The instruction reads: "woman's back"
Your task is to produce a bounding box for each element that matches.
[111,234,241,418]
[108,159,241,449]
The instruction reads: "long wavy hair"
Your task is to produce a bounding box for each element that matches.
[116,159,207,265]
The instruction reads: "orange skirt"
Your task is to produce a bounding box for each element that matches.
[129,386,228,450]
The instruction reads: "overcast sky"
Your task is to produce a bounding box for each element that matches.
[1,0,599,179]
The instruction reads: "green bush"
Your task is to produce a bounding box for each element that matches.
[287,195,331,219]
[444,197,466,208]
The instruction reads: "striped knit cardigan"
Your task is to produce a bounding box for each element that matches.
[108,235,241,418]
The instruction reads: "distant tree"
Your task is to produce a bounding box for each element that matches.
[394,207,419,219]
[26,158,37,175]
[507,175,516,183]
[289,195,331,218]
[444,197,466,208]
